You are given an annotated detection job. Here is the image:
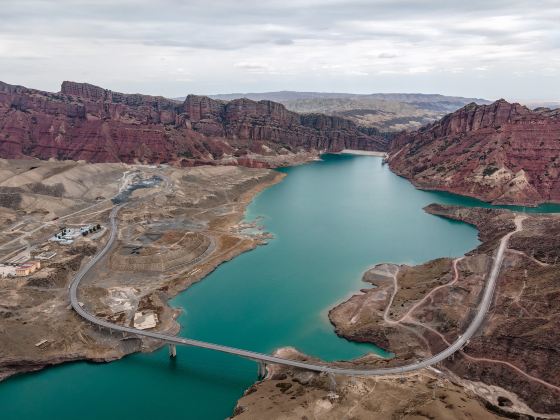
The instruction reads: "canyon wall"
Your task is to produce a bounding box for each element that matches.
[388,100,560,205]
[0,81,387,166]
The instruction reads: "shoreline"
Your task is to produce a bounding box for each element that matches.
[4,155,559,418]
[387,159,560,208]
[0,166,287,383]
[337,149,388,157]
[234,205,560,418]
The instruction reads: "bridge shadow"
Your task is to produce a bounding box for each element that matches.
[120,349,258,389]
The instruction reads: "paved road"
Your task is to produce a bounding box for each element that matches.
[69,205,520,376]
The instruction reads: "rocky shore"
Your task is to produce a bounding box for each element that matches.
[234,205,560,418]
[388,100,560,206]
[232,348,505,420]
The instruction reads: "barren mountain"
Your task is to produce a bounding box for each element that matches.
[388,100,560,206]
[0,81,386,167]
[204,91,491,132]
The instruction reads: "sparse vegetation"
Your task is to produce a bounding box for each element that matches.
[483,166,499,177]
[27,182,65,197]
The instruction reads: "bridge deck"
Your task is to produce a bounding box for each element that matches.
[69,205,516,376]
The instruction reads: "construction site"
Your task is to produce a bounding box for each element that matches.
[0,158,281,380]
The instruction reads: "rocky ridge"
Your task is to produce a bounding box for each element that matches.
[388,100,560,206]
[0,81,387,166]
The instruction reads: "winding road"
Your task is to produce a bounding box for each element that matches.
[69,205,522,377]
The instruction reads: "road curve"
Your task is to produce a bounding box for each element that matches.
[69,205,521,376]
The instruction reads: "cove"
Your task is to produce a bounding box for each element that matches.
[3,154,553,420]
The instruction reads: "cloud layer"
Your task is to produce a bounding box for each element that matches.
[1,0,559,100]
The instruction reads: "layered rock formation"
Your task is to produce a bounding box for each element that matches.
[0,81,387,166]
[388,100,560,205]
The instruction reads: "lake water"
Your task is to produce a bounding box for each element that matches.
[2,154,558,419]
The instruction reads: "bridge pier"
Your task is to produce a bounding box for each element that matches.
[168,344,177,358]
[257,361,267,380]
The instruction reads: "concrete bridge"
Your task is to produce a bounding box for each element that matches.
[69,204,517,378]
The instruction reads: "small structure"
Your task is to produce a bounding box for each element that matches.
[133,311,158,330]
[14,261,40,277]
[49,227,82,244]
[16,265,32,276]
[35,339,48,347]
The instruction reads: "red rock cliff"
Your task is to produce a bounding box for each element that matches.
[0,81,387,165]
[388,100,560,206]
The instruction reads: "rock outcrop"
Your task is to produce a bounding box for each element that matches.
[388,100,560,205]
[232,348,503,420]
[0,81,387,166]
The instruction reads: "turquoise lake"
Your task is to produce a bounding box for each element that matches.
[3,154,558,419]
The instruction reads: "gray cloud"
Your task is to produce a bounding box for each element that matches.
[0,0,559,100]
[378,53,398,59]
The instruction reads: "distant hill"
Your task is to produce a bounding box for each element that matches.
[174,92,492,132]
[521,101,560,110]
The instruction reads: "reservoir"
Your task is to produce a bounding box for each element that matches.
[3,154,547,419]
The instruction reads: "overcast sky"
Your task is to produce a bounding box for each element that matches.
[1,0,559,101]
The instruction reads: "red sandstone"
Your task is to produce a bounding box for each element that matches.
[388,100,560,206]
[0,81,387,166]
